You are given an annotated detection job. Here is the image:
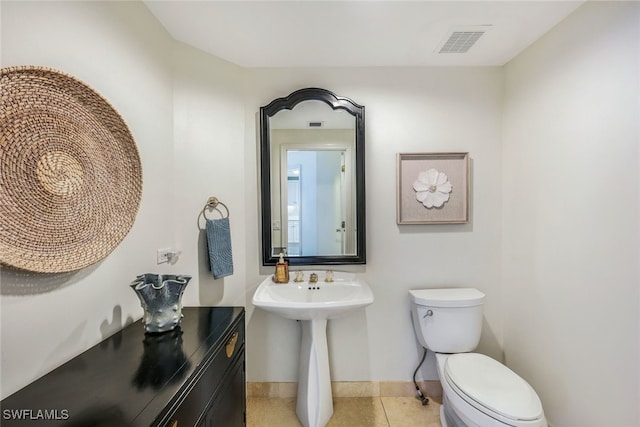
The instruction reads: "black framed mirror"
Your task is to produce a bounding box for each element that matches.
[260,88,365,266]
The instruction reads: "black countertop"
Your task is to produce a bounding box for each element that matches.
[1,306,244,426]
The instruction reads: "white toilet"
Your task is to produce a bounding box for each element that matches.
[409,288,547,427]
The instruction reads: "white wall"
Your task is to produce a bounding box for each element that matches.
[502,2,640,426]
[2,2,638,426]
[0,1,247,398]
[0,0,174,398]
[243,68,505,383]
[171,43,247,309]
[1,7,506,391]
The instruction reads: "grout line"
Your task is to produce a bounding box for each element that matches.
[378,396,392,427]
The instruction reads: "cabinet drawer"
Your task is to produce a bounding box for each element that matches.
[199,349,246,427]
[162,318,244,427]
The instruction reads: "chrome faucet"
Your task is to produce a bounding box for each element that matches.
[309,273,318,283]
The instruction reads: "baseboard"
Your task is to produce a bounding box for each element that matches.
[378,381,442,400]
[247,381,442,400]
[246,382,298,398]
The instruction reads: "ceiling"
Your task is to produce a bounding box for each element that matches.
[144,1,585,68]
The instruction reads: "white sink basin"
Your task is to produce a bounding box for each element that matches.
[252,271,374,320]
[252,271,374,427]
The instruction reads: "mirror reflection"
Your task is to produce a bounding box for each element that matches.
[260,88,365,266]
[270,102,356,257]
[132,327,190,391]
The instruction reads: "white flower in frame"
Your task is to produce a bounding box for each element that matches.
[413,168,452,208]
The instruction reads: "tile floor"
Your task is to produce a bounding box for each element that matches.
[247,396,441,427]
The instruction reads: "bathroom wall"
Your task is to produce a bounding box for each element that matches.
[0,1,174,398]
[171,42,247,309]
[243,68,505,383]
[1,1,506,393]
[502,2,640,426]
[0,1,248,398]
[2,2,638,425]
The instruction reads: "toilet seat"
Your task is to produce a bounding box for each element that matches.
[444,353,543,423]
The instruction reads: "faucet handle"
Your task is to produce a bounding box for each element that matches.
[324,270,334,282]
[294,271,304,282]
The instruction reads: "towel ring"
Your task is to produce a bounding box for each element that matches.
[202,196,229,220]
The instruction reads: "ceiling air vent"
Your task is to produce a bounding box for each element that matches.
[437,25,493,54]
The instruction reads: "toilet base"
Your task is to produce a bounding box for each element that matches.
[440,394,466,427]
[440,405,450,427]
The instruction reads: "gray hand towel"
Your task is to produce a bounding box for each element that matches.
[205,217,233,279]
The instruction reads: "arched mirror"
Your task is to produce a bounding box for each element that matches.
[260,88,365,266]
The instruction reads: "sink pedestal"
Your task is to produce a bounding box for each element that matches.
[251,272,375,427]
[297,319,333,427]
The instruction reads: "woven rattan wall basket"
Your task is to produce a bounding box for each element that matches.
[0,66,142,273]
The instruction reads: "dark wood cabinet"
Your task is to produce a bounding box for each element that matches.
[198,355,245,427]
[1,307,245,427]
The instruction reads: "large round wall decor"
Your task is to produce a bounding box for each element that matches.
[0,66,142,273]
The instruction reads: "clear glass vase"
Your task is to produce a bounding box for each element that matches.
[130,274,191,333]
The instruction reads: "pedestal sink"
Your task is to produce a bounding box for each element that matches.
[252,271,374,427]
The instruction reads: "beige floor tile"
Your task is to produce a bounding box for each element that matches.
[248,397,391,427]
[381,396,441,427]
[247,396,439,427]
[247,397,302,427]
[326,397,389,427]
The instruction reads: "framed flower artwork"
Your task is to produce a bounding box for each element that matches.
[396,152,469,224]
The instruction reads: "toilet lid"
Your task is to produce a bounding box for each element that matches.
[445,353,543,421]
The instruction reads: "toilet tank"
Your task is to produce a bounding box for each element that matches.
[409,288,485,353]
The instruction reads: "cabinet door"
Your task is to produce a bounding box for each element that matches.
[199,352,245,427]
